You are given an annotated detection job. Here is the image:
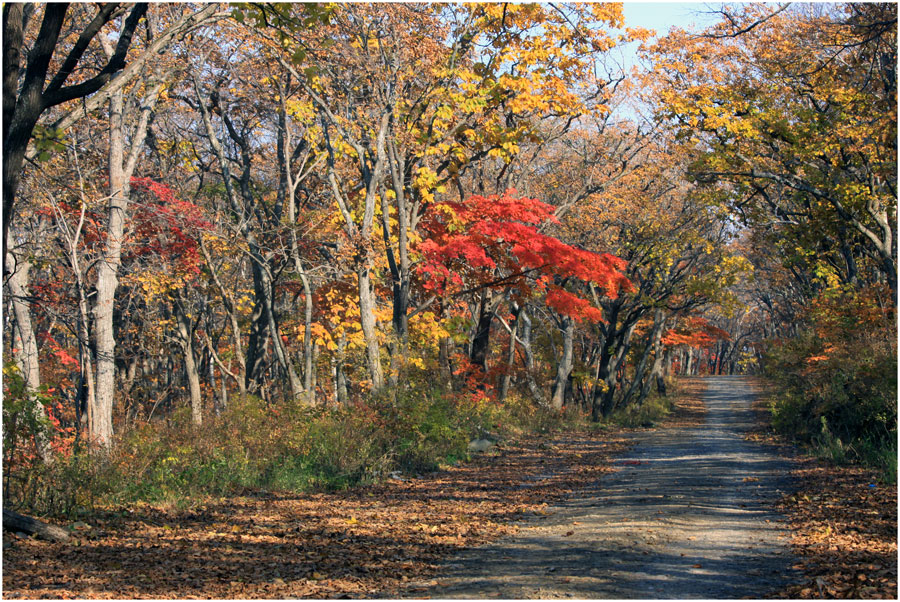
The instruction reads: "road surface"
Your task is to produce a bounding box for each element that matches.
[410,376,800,599]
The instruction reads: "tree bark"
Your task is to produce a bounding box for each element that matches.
[498,305,521,402]
[357,265,385,390]
[3,509,68,542]
[550,316,575,410]
[638,309,668,405]
[516,308,544,403]
[470,289,502,372]
[5,252,50,461]
[623,308,666,408]
[92,89,130,447]
[173,301,202,425]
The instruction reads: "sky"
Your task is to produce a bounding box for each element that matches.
[622,2,722,38]
[617,2,722,73]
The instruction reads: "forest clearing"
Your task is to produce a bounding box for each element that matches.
[2,2,897,599]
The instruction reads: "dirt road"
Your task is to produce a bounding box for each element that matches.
[410,376,800,599]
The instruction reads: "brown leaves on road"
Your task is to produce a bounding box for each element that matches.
[775,460,897,600]
[2,430,630,599]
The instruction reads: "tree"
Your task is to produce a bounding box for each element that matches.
[237,2,644,390]
[417,190,629,403]
[649,3,897,296]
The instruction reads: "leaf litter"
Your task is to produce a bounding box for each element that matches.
[745,385,898,600]
[3,429,631,599]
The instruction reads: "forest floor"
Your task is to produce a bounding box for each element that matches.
[3,378,896,599]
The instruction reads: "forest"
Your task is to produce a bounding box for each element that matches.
[2,0,896,549]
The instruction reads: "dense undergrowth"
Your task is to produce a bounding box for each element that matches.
[3,379,676,519]
[763,286,897,482]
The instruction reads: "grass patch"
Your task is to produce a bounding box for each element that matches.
[608,392,675,428]
[5,386,593,517]
[5,380,696,518]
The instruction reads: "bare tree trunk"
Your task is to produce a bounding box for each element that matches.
[92,90,129,447]
[655,348,669,397]
[5,252,50,460]
[357,265,384,390]
[278,94,320,405]
[498,305,521,402]
[335,333,348,404]
[173,301,202,425]
[75,283,96,432]
[550,316,575,410]
[299,271,315,403]
[438,336,453,388]
[91,63,160,445]
[516,308,544,403]
[259,262,303,400]
[594,322,637,419]
[470,290,503,372]
[6,254,40,392]
[622,308,666,408]
[637,309,667,405]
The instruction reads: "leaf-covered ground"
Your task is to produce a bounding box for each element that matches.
[3,425,638,599]
[777,460,898,599]
[745,390,898,600]
[10,380,891,600]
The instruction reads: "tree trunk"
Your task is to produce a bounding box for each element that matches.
[357,265,384,390]
[438,336,453,389]
[3,509,68,542]
[716,341,729,375]
[91,65,160,445]
[174,302,202,425]
[469,290,494,372]
[6,255,40,392]
[498,305,521,402]
[594,321,637,419]
[258,260,303,401]
[92,90,130,447]
[517,308,544,403]
[623,308,666,408]
[5,252,50,461]
[638,309,668,405]
[550,316,574,410]
[332,334,348,405]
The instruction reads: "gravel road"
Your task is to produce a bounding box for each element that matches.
[409,376,800,599]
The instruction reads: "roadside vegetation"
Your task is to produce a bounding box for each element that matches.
[4,364,679,518]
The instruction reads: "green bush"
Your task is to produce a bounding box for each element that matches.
[6,373,694,517]
[609,393,673,428]
[5,386,508,515]
[765,286,897,482]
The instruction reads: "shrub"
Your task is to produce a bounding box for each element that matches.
[609,393,673,428]
[765,285,897,481]
[3,385,507,514]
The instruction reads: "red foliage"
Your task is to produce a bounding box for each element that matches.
[545,289,605,323]
[662,316,730,349]
[127,177,211,276]
[416,190,630,318]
